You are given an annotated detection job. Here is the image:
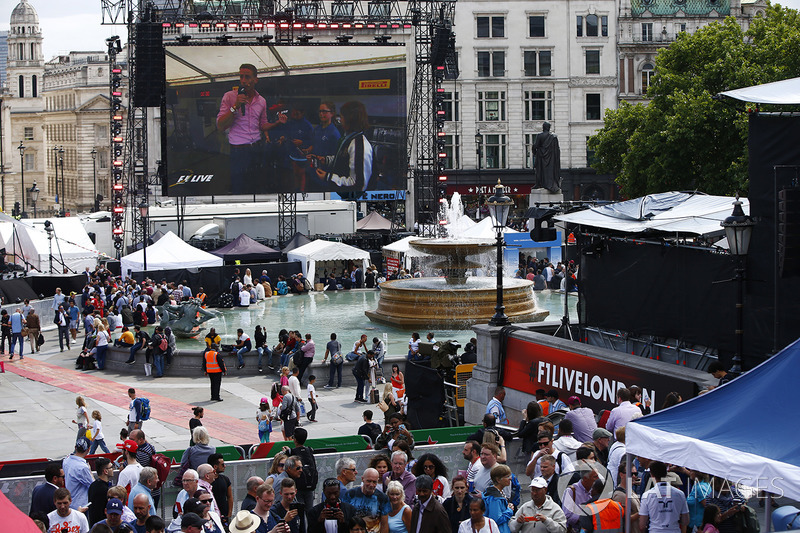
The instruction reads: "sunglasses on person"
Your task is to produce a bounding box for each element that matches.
[537,440,552,447]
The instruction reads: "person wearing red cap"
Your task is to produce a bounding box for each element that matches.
[117,439,142,498]
[563,396,597,443]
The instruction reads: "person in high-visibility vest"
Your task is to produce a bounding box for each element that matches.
[203,344,227,402]
[579,479,624,533]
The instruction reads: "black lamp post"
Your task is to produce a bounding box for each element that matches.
[52,145,59,213]
[29,182,39,218]
[44,219,54,273]
[139,200,149,272]
[720,194,755,374]
[58,146,65,216]
[486,179,513,327]
[475,130,482,183]
[90,148,97,212]
[17,141,25,216]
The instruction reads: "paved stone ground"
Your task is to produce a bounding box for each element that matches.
[0,332,369,462]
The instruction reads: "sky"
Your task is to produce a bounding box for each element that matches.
[1,0,800,61]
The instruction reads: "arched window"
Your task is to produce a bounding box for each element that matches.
[18,75,24,97]
[30,43,35,60]
[641,63,655,94]
[32,75,37,97]
[18,43,24,60]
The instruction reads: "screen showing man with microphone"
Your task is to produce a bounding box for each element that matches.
[216,63,287,193]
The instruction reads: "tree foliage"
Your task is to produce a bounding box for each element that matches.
[589,6,800,198]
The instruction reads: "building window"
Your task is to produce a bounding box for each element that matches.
[641,63,655,94]
[676,23,686,33]
[586,50,601,75]
[95,124,109,142]
[441,91,460,121]
[18,75,24,98]
[443,134,460,169]
[524,51,551,77]
[477,16,505,38]
[482,134,507,169]
[24,127,34,141]
[98,150,109,169]
[368,1,390,19]
[578,14,608,37]
[524,134,536,169]
[32,75,37,97]
[529,16,545,37]
[642,23,653,42]
[524,91,553,121]
[586,94,602,120]
[24,153,34,171]
[478,91,506,121]
[477,51,505,78]
[587,137,598,167]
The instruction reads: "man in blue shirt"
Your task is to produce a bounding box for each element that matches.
[341,468,390,533]
[63,438,94,510]
[9,307,26,359]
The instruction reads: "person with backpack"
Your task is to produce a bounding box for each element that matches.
[127,388,150,431]
[282,427,318,511]
[151,326,169,378]
[279,385,301,439]
[257,398,273,443]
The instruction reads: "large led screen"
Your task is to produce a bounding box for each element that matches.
[164,44,407,196]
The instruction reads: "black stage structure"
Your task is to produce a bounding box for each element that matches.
[100,0,458,254]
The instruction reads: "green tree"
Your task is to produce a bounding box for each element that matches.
[589,6,800,198]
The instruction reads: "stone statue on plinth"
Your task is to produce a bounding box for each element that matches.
[159,298,219,337]
[533,122,562,193]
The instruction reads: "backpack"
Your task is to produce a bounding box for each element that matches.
[137,398,151,421]
[158,335,168,352]
[736,505,760,533]
[280,394,296,422]
[292,348,304,367]
[258,416,270,433]
[150,453,171,489]
[292,445,319,491]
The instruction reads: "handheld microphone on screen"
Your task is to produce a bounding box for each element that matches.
[238,86,246,115]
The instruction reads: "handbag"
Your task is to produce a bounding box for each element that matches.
[85,429,93,439]
[21,327,29,337]
[37,333,45,346]
[377,400,389,412]
[332,353,344,366]
[144,363,152,377]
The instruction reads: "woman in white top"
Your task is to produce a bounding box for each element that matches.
[387,480,411,533]
[89,410,111,453]
[71,396,91,443]
[459,499,499,533]
[408,332,420,359]
[95,324,111,370]
[243,268,253,286]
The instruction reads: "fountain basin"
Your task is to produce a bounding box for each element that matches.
[365,277,549,328]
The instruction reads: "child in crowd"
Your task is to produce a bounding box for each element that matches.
[89,410,111,454]
[307,375,318,422]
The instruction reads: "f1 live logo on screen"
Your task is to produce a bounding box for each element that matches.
[502,337,696,412]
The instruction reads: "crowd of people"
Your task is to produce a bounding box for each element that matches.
[27,378,748,533]
[514,257,577,292]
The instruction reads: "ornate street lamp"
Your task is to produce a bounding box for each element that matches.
[720,194,755,374]
[29,182,39,218]
[475,130,482,183]
[486,179,513,327]
[18,141,25,216]
[44,219,54,273]
[58,146,65,216]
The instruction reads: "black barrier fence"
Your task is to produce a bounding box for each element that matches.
[130,262,302,303]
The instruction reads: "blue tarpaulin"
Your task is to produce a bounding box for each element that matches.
[627,337,800,499]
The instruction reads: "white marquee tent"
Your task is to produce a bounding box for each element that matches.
[286,239,370,283]
[1,218,102,273]
[120,231,223,275]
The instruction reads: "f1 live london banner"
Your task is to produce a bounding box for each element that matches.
[502,337,697,412]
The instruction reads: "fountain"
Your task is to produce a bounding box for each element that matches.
[365,194,549,327]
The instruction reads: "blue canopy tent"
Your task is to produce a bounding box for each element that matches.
[626,337,800,526]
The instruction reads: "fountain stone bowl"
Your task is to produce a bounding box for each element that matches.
[365,238,549,328]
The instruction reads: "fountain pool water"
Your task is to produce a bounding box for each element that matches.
[172,290,576,350]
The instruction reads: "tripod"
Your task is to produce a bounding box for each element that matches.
[553,288,574,340]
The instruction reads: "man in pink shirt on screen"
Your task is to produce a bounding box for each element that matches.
[217,63,286,193]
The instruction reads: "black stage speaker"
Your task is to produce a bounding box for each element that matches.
[431,24,453,67]
[133,22,165,108]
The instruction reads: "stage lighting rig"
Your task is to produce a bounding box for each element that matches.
[176,35,191,43]
[257,35,275,43]
[217,34,230,44]
[374,35,391,43]
[297,34,313,43]
[335,34,354,43]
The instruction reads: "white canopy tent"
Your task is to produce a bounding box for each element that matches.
[554,192,749,237]
[120,231,223,275]
[382,235,430,272]
[719,76,800,105]
[286,239,370,284]
[7,218,102,273]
